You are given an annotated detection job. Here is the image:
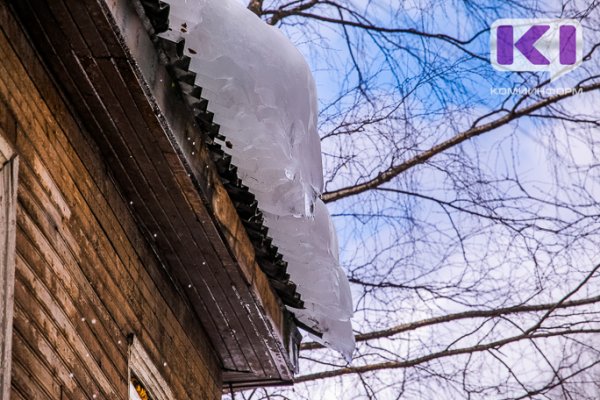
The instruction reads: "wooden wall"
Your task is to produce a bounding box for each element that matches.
[0,3,222,399]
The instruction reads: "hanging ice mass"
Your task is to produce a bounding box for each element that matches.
[164,0,355,359]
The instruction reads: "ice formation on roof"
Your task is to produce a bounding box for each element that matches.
[165,0,355,359]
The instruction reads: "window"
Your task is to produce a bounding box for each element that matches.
[128,336,174,400]
[130,375,154,400]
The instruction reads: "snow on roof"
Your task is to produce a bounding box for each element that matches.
[164,0,355,360]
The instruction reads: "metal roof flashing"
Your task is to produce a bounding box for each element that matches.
[131,0,305,312]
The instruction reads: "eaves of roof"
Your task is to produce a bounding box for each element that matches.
[7,0,303,387]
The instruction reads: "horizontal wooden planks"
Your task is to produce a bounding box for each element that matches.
[14,0,253,373]
[0,7,221,386]
[0,4,223,398]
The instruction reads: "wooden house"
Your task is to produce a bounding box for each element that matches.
[0,0,304,398]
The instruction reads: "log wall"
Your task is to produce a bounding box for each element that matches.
[0,4,222,399]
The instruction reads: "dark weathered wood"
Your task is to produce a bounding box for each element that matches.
[10,336,63,400]
[16,201,125,396]
[12,285,112,399]
[0,100,17,147]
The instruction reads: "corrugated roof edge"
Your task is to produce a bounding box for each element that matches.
[137,0,307,313]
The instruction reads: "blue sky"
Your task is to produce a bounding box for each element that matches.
[226,2,600,397]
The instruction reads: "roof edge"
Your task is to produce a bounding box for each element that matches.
[95,0,302,385]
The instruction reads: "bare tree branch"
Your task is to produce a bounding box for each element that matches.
[228,2,600,399]
[302,292,600,351]
[296,329,600,383]
[322,81,600,203]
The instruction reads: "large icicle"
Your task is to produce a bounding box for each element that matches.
[165,0,355,359]
[266,200,355,359]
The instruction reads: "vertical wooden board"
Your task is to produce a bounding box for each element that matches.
[128,336,175,400]
[0,154,17,400]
